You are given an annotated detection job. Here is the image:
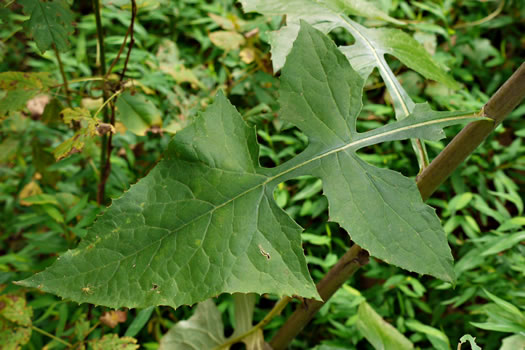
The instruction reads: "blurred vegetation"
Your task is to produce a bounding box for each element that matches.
[0,0,524,349]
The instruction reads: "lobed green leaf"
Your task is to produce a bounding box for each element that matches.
[18,23,483,309]
[18,0,75,53]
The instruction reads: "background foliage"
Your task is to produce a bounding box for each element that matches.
[0,0,524,349]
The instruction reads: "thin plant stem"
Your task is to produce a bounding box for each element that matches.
[119,0,137,84]
[31,325,72,347]
[269,245,368,350]
[105,0,136,80]
[98,0,137,204]
[50,77,105,90]
[215,296,291,350]
[105,28,130,79]
[53,45,72,107]
[71,321,101,349]
[453,0,505,29]
[93,89,123,120]
[92,0,110,204]
[92,0,107,77]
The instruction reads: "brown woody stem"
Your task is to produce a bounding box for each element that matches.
[417,62,525,201]
[267,62,525,349]
[269,245,368,349]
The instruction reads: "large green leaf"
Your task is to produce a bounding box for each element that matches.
[356,302,413,350]
[18,23,480,309]
[18,0,74,53]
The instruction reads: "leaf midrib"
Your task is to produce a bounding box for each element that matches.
[337,15,411,117]
[36,1,58,50]
[34,114,473,287]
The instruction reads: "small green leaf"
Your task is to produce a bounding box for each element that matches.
[19,194,60,206]
[159,299,226,349]
[458,334,481,350]
[356,302,414,350]
[481,231,525,256]
[497,217,525,232]
[54,107,100,160]
[482,289,525,324]
[449,193,473,214]
[18,0,74,53]
[42,204,65,223]
[116,92,162,136]
[0,293,33,350]
[209,30,246,50]
[324,0,404,25]
[124,306,154,337]
[89,334,139,350]
[302,233,331,246]
[159,295,264,350]
[42,98,64,125]
[405,320,450,350]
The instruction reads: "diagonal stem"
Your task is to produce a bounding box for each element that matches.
[417,62,525,200]
[269,245,368,349]
[267,62,525,350]
[95,0,137,204]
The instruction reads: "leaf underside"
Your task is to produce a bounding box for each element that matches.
[19,23,479,309]
[357,302,414,350]
[239,0,460,170]
[159,294,264,350]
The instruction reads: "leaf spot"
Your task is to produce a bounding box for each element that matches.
[82,285,94,295]
[258,244,271,260]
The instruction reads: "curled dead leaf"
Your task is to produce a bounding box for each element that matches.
[26,95,50,117]
[96,123,116,136]
[19,181,43,206]
[240,47,256,64]
[100,310,127,328]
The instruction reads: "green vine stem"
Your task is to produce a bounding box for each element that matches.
[93,89,124,120]
[269,245,368,350]
[453,0,505,29]
[31,325,73,348]
[267,62,525,350]
[215,296,292,350]
[53,45,72,107]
